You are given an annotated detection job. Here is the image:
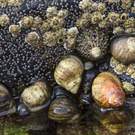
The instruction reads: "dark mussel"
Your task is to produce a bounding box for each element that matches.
[79,67,99,106]
[48,86,80,123]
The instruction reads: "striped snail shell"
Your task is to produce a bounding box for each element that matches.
[48,86,80,123]
[54,55,84,94]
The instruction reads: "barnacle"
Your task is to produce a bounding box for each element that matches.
[9,24,21,37]
[124,17,135,29]
[91,12,103,25]
[122,81,135,94]
[120,13,129,22]
[109,57,135,93]
[97,2,106,13]
[46,6,58,18]
[8,0,23,6]
[66,27,79,49]
[19,16,34,28]
[0,14,10,27]
[76,13,90,28]
[79,0,93,11]
[43,29,66,47]
[32,16,43,29]
[107,12,120,26]
[113,27,124,34]
[121,0,133,10]
[114,64,126,75]
[25,32,40,46]
[77,0,135,34]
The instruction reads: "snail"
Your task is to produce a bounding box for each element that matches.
[54,55,84,94]
[0,84,15,116]
[48,86,80,123]
[111,34,135,64]
[92,72,125,108]
[21,81,51,112]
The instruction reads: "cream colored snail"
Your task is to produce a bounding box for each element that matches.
[54,55,84,94]
[111,35,135,64]
[21,81,50,112]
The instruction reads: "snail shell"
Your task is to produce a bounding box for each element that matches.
[0,84,13,113]
[111,35,135,64]
[48,97,80,123]
[21,81,50,112]
[92,72,125,108]
[54,55,84,94]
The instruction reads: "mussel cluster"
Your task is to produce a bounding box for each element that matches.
[0,0,135,134]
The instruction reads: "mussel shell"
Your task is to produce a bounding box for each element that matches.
[48,97,80,123]
[79,69,99,106]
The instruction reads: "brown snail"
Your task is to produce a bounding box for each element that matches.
[54,55,84,94]
[92,72,125,108]
[111,35,135,64]
[48,86,80,123]
[21,81,50,112]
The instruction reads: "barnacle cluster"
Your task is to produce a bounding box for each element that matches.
[77,0,135,34]
[0,0,23,7]
[109,57,135,94]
